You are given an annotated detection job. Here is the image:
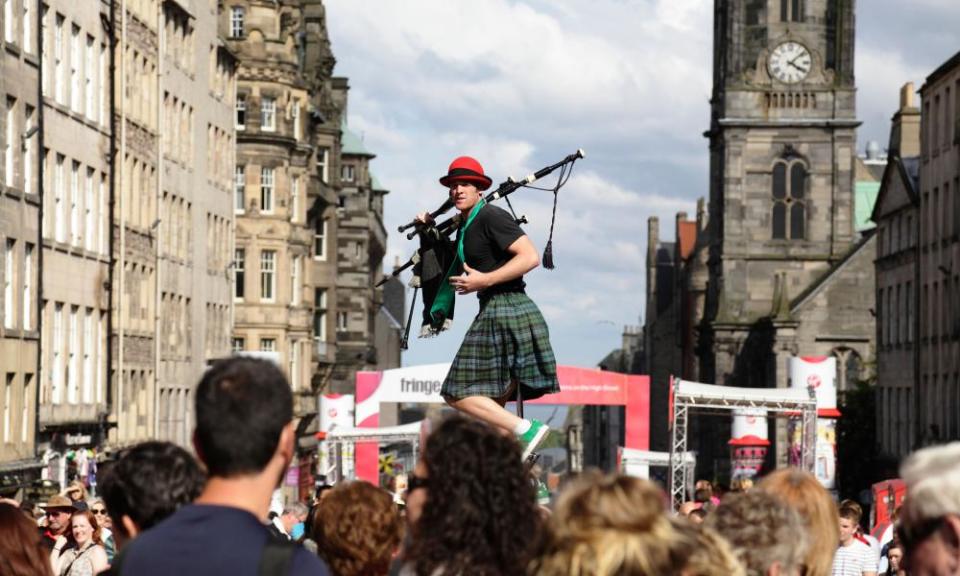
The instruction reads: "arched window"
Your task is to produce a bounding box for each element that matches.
[772,158,807,240]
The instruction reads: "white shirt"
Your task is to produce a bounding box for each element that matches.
[832,538,879,576]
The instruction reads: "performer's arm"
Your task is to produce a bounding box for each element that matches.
[450,235,539,294]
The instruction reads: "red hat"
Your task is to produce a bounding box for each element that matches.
[439,156,493,191]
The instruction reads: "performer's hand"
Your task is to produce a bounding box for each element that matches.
[450,263,491,294]
[415,211,435,225]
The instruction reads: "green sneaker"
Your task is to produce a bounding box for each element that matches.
[536,480,551,506]
[518,419,549,460]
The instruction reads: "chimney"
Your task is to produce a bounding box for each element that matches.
[889,82,921,157]
[646,217,659,326]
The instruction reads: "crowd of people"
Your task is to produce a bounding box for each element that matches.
[0,356,958,575]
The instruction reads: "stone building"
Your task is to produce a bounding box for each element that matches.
[0,0,44,491]
[646,0,877,474]
[916,51,960,448]
[873,83,921,459]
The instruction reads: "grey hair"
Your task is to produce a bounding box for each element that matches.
[901,442,960,522]
[283,502,309,519]
[705,490,808,576]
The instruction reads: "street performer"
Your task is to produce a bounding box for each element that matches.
[415,156,559,459]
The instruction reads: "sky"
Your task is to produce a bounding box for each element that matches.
[324,0,960,370]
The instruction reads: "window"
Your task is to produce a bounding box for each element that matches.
[3,0,13,43]
[260,167,274,212]
[4,239,14,329]
[85,35,95,118]
[234,165,245,213]
[260,97,275,132]
[314,218,327,260]
[772,159,807,240]
[99,42,107,124]
[341,164,355,183]
[23,105,34,195]
[230,6,243,38]
[291,255,301,305]
[290,176,299,223]
[41,6,49,95]
[260,250,275,302]
[313,289,326,340]
[289,340,300,390]
[70,25,81,113]
[337,311,348,332]
[781,0,802,22]
[260,338,276,352]
[3,374,10,443]
[234,248,244,300]
[316,147,329,183]
[54,154,64,243]
[21,374,31,441]
[83,308,92,403]
[231,337,244,353]
[4,97,14,188]
[292,100,300,140]
[22,0,31,53]
[67,305,78,403]
[52,302,63,403]
[23,243,32,330]
[235,97,245,129]
[54,14,64,104]
[70,161,80,246]
[84,168,95,251]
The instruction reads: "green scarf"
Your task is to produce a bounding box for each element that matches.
[429,199,486,330]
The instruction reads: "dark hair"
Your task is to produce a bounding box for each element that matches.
[0,503,55,576]
[406,415,542,576]
[99,441,206,536]
[838,499,863,523]
[195,357,293,477]
[313,481,403,576]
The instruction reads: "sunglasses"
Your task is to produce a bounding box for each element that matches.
[407,474,429,493]
[91,508,107,515]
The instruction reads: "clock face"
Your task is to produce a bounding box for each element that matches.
[768,42,811,84]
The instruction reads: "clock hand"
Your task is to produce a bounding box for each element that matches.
[788,61,808,72]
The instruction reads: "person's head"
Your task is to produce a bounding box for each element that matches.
[679,500,702,516]
[312,481,403,576]
[886,542,904,574]
[98,440,206,549]
[838,501,863,546]
[704,490,808,576]
[87,498,111,529]
[66,480,88,503]
[406,415,541,576]
[674,521,746,576]
[70,510,102,547]
[532,471,696,576]
[694,487,713,504]
[194,357,294,480]
[280,502,308,536]
[898,442,960,576]
[0,503,55,576]
[731,477,754,493]
[759,468,839,576]
[42,495,76,535]
[689,508,708,525]
[439,156,491,213]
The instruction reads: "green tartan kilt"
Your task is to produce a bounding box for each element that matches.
[442,291,560,401]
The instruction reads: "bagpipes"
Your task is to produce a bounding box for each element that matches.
[378,149,585,349]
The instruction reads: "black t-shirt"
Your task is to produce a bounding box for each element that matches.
[118,504,329,576]
[460,203,526,295]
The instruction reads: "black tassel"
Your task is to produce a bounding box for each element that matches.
[542,240,554,269]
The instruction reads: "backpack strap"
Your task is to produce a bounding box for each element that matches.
[258,539,298,576]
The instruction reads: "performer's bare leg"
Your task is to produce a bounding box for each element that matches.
[445,395,522,435]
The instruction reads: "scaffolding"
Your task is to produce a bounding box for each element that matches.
[667,377,818,510]
[321,422,424,484]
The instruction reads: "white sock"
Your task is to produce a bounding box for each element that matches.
[514,419,532,436]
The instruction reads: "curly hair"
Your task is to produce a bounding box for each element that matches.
[530,471,696,575]
[0,503,54,576]
[758,468,839,576]
[704,490,807,576]
[405,415,542,576]
[313,481,402,576]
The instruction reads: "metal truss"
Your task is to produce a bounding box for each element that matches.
[667,377,818,510]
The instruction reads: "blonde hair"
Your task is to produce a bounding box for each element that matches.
[674,521,746,576]
[530,471,695,575]
[758,468,837,576]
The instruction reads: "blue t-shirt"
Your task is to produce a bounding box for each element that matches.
[119,504,329,576]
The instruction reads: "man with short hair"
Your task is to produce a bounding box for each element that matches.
[898,442,960,576]
[117,357,330,575]
[268,502,309,541]
[704,490,808,576]
[39,495,75,550]
[833,501,878,576]
[98,440,206,550]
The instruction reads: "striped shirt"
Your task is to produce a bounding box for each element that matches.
[832,539,879,576]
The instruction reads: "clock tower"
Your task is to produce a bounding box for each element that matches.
[697,0,860,459]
